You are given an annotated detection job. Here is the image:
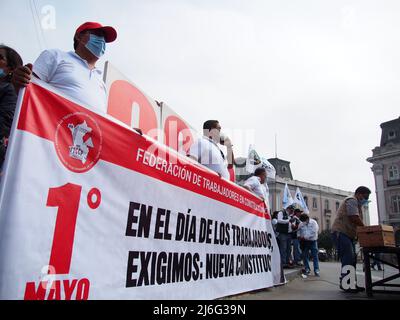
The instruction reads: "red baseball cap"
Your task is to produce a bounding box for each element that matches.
[75,22,117,43]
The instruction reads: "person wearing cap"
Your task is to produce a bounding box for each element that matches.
[290,208,303,267]
[12,22,117,113]
[276,204,297,268]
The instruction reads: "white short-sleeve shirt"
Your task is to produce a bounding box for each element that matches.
[244,176,268,200]
[188,136,230,179]
[33,49,107,113]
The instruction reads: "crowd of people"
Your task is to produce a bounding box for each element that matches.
[185,119,323,278]
[0,20,374,294]
[271,205,320,277]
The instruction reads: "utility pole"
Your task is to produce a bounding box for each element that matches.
[274,133,278,212]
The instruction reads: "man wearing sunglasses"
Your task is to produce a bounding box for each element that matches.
[12,22,117,113]
[188,120,233,180]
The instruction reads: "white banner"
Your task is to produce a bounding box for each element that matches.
[0,82,282,300]
[103,62,161,140]
[158,101,197,156]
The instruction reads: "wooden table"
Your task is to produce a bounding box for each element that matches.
[362,246,400,297]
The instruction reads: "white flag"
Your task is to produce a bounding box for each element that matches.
[246,144,262,173]
[294,187,310,214]
[261,157,276,180]
[282,183,294,209]
[245,145,276,179]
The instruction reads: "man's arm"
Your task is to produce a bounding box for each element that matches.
[346,198,364,227]
[12,49,60,93]
[188,155,198,162]
[227,147,234,169]
[243,178,257,193]
[290,216,300,230]
[349,215,364,227]
[243,185,252,192]
[297,223,305,240]
[221,136,234,169]
[12,64,33,93]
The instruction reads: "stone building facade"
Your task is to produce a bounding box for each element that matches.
[367,117,400,245]
[235,158,370,231]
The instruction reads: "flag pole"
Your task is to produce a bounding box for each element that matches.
[274,133,278,212]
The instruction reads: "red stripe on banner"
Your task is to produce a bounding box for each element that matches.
[17,84,270,219]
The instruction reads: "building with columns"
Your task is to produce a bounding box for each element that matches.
[235,158,370,231]
[367,117,400,245]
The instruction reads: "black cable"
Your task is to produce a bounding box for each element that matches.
[29,0,44,51]
[33,0,48,49]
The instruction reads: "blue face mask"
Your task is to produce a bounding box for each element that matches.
[85,34,106,58]
[359,199,369,206]
[0,68,7,79]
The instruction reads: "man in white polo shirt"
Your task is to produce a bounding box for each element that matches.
[243,167,269,201]
[298,213,320,277]
[12,21,117,114]
[243,167,270,215]
[188,120,233,179]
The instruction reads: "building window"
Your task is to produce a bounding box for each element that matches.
[336,201,340,211]
[304,196,308,207]
[324,199,330,210]
[312,198,318,209]
[392,195,400,214]
[388,165,399,181]
[388,131,396,140]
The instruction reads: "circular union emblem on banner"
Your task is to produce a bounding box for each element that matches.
[54,112,103,173]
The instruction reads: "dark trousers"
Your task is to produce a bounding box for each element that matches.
[331,232,357,278]
[278,233,291,265]
[302,240,320,273]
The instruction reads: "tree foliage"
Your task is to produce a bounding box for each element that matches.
[318,230,335,258]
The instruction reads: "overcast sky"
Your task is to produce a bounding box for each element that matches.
[3,0,400,224]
